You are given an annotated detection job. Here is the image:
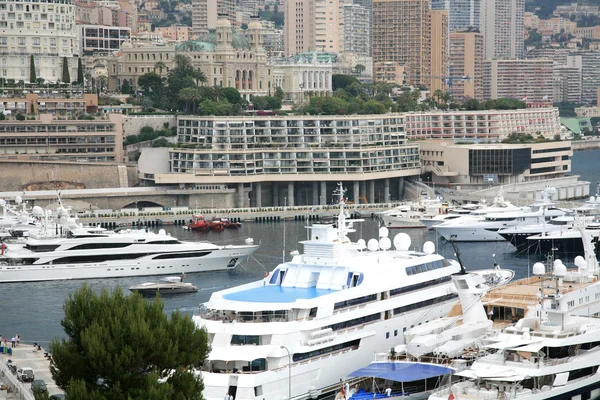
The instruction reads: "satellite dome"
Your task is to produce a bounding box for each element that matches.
[553,260,567,277]
[32,206,44,217]
[379,237,391,251]
[367,239,379,252]
[423,241,435,255]
[357,239,366,250]
[159,229,166,235]
[379,226,389,238]
[574,256,585,268]
[393,233,411,251]
[68,218,78,230]
[532,262,545,275]
[15,196,22,204]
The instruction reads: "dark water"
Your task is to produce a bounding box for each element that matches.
[2,150,599,345]
[571,149,600,194]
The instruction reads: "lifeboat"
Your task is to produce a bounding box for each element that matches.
[187,215,209,232]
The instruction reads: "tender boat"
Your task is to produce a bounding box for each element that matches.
[193,183,469,400]
[186,215,209,232]
[130,275,198,295]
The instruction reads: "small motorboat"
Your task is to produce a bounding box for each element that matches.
[129,275,198,296]
[223,218,242,230]
[186,215,209,232]
[209,218,225,232]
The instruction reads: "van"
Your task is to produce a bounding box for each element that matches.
[18,367,34,382]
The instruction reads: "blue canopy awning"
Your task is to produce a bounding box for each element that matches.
[348,362,454,382]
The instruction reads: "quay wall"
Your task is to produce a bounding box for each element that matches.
[0,160,138,191]
[122,115,177,136]
[572,138,600,151]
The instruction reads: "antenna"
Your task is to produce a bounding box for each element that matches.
[449,239,467,275]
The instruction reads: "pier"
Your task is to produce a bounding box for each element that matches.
[0,343,63,399]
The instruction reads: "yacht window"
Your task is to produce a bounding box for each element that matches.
[390,276,451,296]
[292,339,360,362]
[24,244,61,252]
[231,335,261,345]
[145,240,181,244]
[334,294,377,310]
[47,253,148,264]
[152,251,211,259]
[326,312,380,331]
[393,293,458,315]
[309,307,317,318]
[67,243,131,250]
[405,259,450,276]
[269,269,280,284]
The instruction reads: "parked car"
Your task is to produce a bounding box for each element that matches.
[31,380,47,393]
[17,367,34,382]
[6,360,17,374]
[49,394,66,400]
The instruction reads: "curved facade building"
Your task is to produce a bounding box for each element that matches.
[0,0,79,82]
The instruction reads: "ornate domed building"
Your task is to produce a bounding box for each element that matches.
[106,18,270,99]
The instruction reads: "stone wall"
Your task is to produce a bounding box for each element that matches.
[571,138,600,151]
[0,160,139,191]
[122,115,177,137]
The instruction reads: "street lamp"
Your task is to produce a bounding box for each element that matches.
[280,345,291,400]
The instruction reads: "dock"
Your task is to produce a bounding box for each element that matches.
[0,343,63,399]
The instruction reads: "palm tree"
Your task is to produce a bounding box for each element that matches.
[96,75,108,96]
[84,71,92,89]
[179,87,202,113]
[213,85,222,102]
[154,61,166,76]
[193,69,207,86]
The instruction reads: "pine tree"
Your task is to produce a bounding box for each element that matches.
[77,58,84,85]
[49,285,209,399]
[29,55,36,83]
[61,57,70,84]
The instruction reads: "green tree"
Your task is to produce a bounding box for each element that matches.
[121,80,133,95]
[332,74,360,91]
[354,64,366,74]
[138,72,163,95]
[49,284,209,399]
[221,87,242,104]
[463,98,482,110]
[274,87,284,100]
[154,61,167,76]
[29,55,36,83]
[77,58,84,85]
[15,113,25,121]
[61,57,70,84]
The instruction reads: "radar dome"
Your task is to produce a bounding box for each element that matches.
[32,206,44,217]
[393,233,411,251]
[159,229,166,235]
[15,196,22,204]
[379,237,391,251]
[574,256,585,268]
[379,226,389,238]
[423,241,435,255]
[553,260,567,277]
[532,262,545,275]
[357,239,366,250]
[367,239,379,252]
[590,196,596,203]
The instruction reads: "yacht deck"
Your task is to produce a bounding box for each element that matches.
[222,285,338,303]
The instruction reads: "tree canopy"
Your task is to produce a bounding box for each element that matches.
[47,284,209,400]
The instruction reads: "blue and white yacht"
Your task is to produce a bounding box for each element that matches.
[193,184,467,400]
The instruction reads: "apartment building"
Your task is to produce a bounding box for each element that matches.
[567,52,600,105]
[553,66,582,104]
[0,92,98,116]
[372,0,429,86]
[425,10,449,94]
[283,0,315,56]
[430,0,480,33]
[404,108,563,141]
[79,24,131,54]
[480,0,525,59]
[449,31,484,101]
[149,114,421,207]
[0,0,79,82]
[314,0,344,54]
[343,3,370,57]
[191,0,235,38]
[0,113,123,162]
[155,26,191,42]
[482,59,554,103]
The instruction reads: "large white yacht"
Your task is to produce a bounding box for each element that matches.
[430,223,600,400]
[434,189,564,242]
[193,185,464,400]
[0,206,258,282]
[380,198,447,229]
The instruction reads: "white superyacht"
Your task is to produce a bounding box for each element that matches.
[0,206,258,282]
[430,222,600,400]
[193,184,465,400]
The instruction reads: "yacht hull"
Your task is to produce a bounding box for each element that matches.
[198,300,457,400]
[381,215,426,229]
[434,226,505,242]
[0,246,257,282]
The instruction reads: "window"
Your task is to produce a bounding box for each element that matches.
[385,332,390,339]
[292,339,360,362]
[394,330,398,337]
[394,294,458,316]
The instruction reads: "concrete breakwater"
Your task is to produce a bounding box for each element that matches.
[572,138,600,151]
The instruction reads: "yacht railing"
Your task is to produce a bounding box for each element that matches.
[197,309,293,323]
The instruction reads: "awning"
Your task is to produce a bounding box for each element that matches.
[208,345,277,362]
[509,342,546,353]
[348,362,454,383]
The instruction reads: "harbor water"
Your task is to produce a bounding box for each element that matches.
[1,149,599,346]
